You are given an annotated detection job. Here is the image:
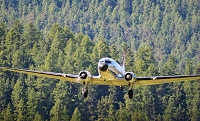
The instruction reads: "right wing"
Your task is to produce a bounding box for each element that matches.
[1,67,81,83]
[0,67,110,85]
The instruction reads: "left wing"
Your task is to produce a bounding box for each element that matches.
[135,75,200,86]
[104,75,200,86]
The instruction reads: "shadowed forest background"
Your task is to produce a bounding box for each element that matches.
[0,0,200,120]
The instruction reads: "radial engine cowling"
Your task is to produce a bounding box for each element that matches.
[78,70,91,80]
[124,72,136,82]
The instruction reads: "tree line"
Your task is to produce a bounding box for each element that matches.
[0,0,200,120]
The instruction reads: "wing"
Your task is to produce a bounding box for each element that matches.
[135,75,200,86]
[1,67,82,83]
[0,67,106,85]
[93,75,200,86]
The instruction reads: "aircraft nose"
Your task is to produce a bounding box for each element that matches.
[99,63,108,71]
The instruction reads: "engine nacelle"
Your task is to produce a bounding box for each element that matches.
[78,70,91,80]
[124,72,136,82]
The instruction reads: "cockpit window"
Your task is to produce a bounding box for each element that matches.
[105,60,111,63]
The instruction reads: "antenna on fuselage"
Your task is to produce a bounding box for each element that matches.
[121,52,126,71]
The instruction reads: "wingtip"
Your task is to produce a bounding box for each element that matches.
[0,67,5,69]
[0,67,11,70]
[0,67,5,71]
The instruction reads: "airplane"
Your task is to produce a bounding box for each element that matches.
[1,54,200,99]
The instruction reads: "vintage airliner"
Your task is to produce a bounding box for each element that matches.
[1,55,200,99]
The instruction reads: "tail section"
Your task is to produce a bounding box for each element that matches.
[121,52,126,71]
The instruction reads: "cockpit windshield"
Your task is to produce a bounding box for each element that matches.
[99,58,112,64]
[105,60,111,64]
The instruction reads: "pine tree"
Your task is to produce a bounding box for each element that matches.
[70,107,81,121]
[91,38,110,68]
[190,93,200,121]
[134,43,158,76]
[0,22,7,48]
[104,104,116,121]
[189,63,200,121]
[163,83,187,121]
[163,96,175,121]
[5,21,24,67]
[1,103,14,121]
[0,77,12,112]
[96,96,115,120]
[33,112,43,121]
[132,110,148,121]
[72,34,94,72]
[109,44,119,61]
[161,55,177,76]
[34,78,53,120]
[63,38,76,73]
[10,76,27,120]
[50,98,70,121]
[26,87,38,120]
[133,44,159,120]
[115,102,129,121]
[52,81,72,112]
[91,39,110,59]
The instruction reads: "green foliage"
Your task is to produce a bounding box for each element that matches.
[134,43,158,76]
[33,112,43,121]
[50,99,69,121]
[161,55,177,75]
[70,107,81,121]
[0,0,200,121]
[132,110,148,121]
[1,103,14,121]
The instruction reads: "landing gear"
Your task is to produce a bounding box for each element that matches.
[120,86,123,91]
[82,81,88,98]
[127,82,133,99]
[82,87,88,97]
[128,89,133,99]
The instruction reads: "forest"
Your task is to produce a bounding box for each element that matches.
[0,0,200,120]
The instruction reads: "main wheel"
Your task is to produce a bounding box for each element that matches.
[82,88,88,97]
[128,89,133,99]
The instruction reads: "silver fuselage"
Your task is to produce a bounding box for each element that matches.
[98,58,125,80]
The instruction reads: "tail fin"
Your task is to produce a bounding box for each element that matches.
[121,52,126,71]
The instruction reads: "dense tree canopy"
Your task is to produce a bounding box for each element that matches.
[0,0,200,120]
